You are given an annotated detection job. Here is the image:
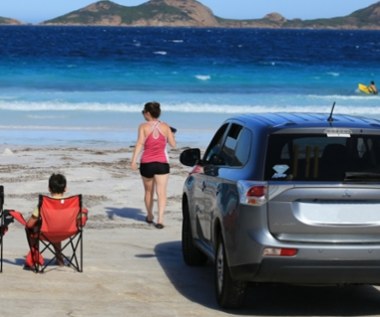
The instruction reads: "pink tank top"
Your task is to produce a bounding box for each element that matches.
[141,121,169,164]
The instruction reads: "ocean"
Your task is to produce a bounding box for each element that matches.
[0,25,379,148]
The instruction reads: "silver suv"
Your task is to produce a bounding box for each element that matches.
[180,112,380,308]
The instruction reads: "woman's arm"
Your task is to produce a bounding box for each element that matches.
[165,124,176,148]
[131,124,146,170]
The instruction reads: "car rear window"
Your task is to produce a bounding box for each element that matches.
[265,133,380,181]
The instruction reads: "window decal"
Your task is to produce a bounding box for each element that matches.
[272,164,289,179]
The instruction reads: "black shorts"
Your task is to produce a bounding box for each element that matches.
[140,162,170,178]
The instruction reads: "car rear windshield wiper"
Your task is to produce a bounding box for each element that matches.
[344,172,380,182]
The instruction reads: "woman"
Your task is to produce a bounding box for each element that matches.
[131,101,176,229]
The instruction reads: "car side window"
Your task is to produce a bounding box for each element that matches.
[220,124,251,167]
[235,128,252,165]
[204,123,228,164]
[204,123,251,167]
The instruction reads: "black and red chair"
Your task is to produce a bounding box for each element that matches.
[12,194,87,273]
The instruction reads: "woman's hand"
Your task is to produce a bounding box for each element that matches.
[131,161,139,171]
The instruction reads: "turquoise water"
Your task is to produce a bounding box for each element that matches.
[0,26,379,148]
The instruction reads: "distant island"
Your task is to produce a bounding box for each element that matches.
[0,16,22,25]
[1,0,380,29]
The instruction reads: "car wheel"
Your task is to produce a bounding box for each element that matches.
[182,201,208,266]
[215,236,247,309]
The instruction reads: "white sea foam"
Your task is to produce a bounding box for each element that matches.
[0,101,141,112]
[0,125,110,131]
[0,98,379,116]
[0,98,379,148]
[153,51,167,55]
[195,75,211,81]
[327,72,340,77]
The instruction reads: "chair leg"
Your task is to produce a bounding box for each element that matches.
[38,232,83,273]
[24,229,83,273]
[0,230,3,273]
[0,210,3,273]
[25,229,43,273]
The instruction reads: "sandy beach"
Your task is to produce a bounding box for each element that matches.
[2,145,380,317]
[0,145,201,317]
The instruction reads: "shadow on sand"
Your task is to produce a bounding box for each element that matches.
[105,206,144,222]
[154,241,380,316]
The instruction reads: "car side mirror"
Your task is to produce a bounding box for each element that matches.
[180,148,201,167]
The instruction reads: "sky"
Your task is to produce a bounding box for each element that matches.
[0,0,379,24]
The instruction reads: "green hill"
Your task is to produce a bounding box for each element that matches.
[43,0,218,27]
[0,16,22,25]
[218,1,380,29]
[27,0,380,29]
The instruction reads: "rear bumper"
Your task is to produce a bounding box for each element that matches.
[230,259,380,284]
[225,204,380,284]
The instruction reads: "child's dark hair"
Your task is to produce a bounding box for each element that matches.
[49,173,67,194]
[143,101,161,119]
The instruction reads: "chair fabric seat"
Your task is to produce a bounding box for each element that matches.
[26,194,86,273]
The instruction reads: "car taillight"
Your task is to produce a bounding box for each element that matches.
[263,247,298,257]
[246,186,266,205]
[238,181,268,206]
[247,186,266,197]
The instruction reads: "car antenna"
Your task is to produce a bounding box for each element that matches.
[327,101,336,122]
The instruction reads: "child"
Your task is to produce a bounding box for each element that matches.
[26,173,68,266]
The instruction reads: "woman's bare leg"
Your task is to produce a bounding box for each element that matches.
[154,173,169,225]
[142,176,155,221]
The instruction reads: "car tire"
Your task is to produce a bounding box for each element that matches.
[215,236,247,309]
[182,201,208,266]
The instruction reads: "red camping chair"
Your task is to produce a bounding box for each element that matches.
[25,194,87,273]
